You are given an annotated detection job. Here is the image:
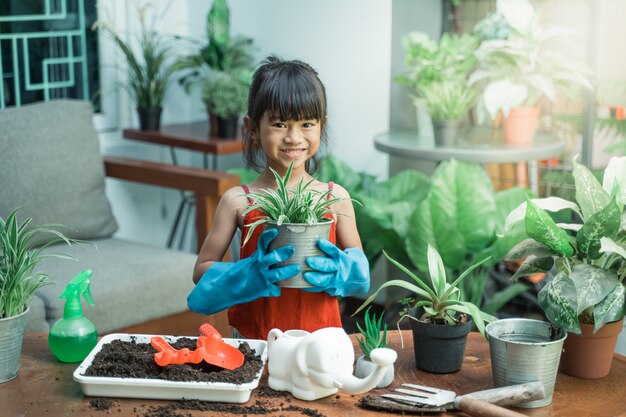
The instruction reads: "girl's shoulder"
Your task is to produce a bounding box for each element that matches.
[222,185,252,209]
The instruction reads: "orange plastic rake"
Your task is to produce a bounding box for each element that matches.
[150,324,244,370]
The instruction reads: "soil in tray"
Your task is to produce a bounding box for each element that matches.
[82,337,263,384]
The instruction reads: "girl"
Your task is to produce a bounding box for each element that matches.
[188,56,369,340]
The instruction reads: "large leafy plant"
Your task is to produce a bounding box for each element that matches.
[201,72,248,118]
[174,0,255,95]
[316,157,530,314]
[241,163,343,246]
[502,156,626,334]
[0,209,73,318]
[469,0,591,120]
[355,245,497,338]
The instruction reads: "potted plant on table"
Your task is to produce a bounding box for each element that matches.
[174,0,255,138]
[469,0,591,145]
[354,307,393,388]
[0,209,72,382]
[241,163,346,288]
[395,31,479,143]
[501,155,626,378]
[355,245,497,374]
[93,1,178,131]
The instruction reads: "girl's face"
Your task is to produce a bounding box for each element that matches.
[254,112,322,173]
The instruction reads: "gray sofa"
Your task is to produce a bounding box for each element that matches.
[0,100,238,334]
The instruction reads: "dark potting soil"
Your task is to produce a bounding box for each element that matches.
[89,397,115,411]
[82,337,263,384]
[142,399,327,417]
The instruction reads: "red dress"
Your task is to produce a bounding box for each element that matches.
[227,184,342,340]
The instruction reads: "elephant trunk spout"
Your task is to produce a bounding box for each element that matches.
[335,348,397,395]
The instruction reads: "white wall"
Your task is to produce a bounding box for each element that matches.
[103,0,393,251]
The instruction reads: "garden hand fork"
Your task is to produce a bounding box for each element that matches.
[382,382,544,417]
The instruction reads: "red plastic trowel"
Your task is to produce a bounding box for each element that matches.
[150,323,244,370]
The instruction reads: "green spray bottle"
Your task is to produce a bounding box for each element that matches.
[48,269,98,362]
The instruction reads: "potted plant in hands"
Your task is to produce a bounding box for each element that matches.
[502,155,626,378]
[355,245,496,373]
[395,31,479,140]
[354,307,393,387]
[242,162,345,288]
[0,209,72,382]
[469,0,591,145]
[173,0,255,137]
[202,72,248,138]
[93,2,178,130]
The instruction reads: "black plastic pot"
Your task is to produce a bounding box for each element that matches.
[137,107,162,131]
[409,308,472,373]
[215,115,239,139]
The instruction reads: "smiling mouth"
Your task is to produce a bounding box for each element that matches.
[281,148,307,156]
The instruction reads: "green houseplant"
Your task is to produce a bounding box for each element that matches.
[469,0,591,145]
[354,307,393,387]
[241,163,344,288]
[174,0,255,137]
[502,155,625,378]
[355,245,497,373]
[93,2,178,130]
[0,209,72,382]
[395,31,479,143]
[202,72,249,138]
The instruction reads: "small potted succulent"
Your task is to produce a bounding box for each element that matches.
[0,209,73,382]
[355,244,496,374]
[242,163,345,288]
[502,155,625,378]
[354,307,394,388]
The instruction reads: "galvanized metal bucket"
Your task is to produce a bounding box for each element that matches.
[265,219,333,288]
[0,308,28,383]
[486,318,566,408]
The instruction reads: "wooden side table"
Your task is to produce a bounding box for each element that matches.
[122,121,244,250]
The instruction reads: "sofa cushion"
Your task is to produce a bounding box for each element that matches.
[25,295,49,333]
[0,100,117,246]
[35,238,196,334]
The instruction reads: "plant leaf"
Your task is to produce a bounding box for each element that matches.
[572,156,611,221]
[593,283,626,332]
[525,199,574,257]
[509,255,554,281]
[538,272,580,334]
[576,198,621,259]
[570,264,620,314]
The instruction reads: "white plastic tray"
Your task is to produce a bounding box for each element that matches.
[73,333,267,403]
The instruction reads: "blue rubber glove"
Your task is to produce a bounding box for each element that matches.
[303,239,370,297]
[188,229,301,315]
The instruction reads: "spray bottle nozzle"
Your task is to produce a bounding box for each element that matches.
[59,269,95,314]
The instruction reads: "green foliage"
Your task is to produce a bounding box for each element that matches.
[316,156,531,314]
[355,246,497,339]
[503,156,626,334]
[469,0,591,119]
[0,209,73,318]
[241,163,344,246]
[94,5,177,108]
[202,72,248,118]
[173,0,255,95]
[355,307,389,360]
[418,81,478,121]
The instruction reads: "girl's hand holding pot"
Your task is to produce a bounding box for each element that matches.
[303,239,370,297]
[188,229,300,315]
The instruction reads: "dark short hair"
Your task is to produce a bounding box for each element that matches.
[242,55,328,173]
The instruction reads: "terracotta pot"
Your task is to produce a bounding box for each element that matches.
[560,318,624,379]
[502,107,540,146]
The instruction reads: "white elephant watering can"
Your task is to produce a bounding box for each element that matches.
[267,327,397,401]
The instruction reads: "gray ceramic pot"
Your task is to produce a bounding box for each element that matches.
[265,219,333,288]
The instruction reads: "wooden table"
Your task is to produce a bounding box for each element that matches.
[123,121,244,249]
[3,331,624,417]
